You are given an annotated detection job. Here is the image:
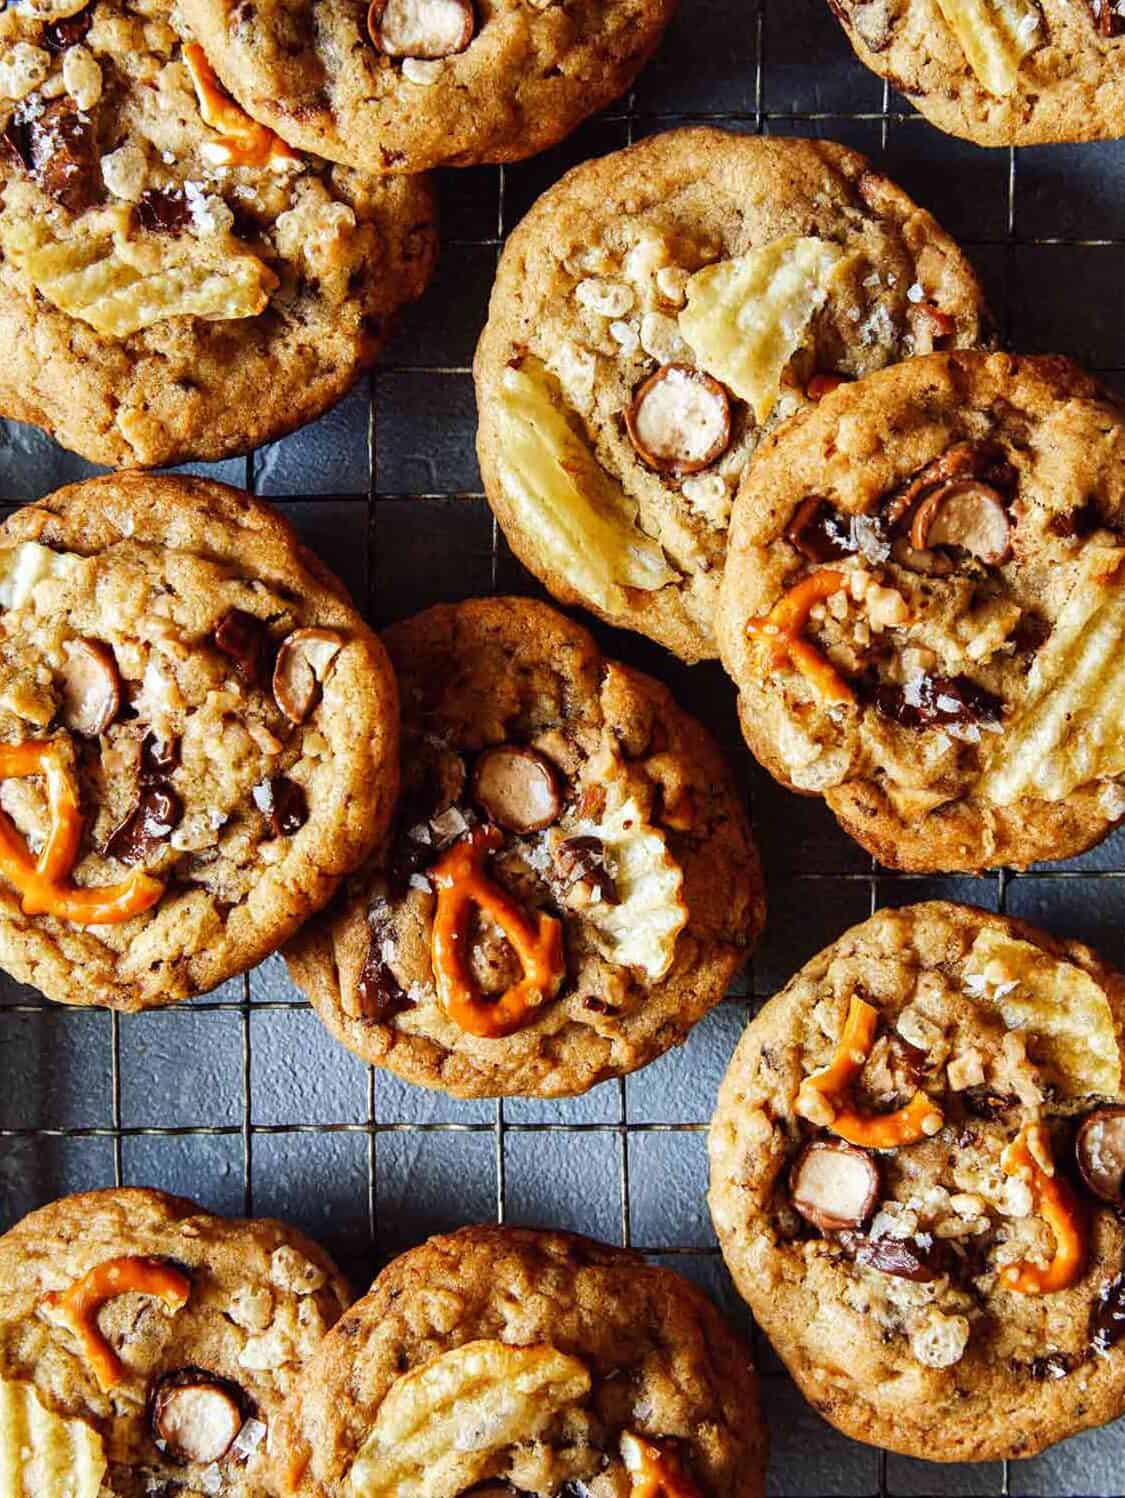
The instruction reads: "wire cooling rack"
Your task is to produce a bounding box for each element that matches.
[3,0,1125,1493]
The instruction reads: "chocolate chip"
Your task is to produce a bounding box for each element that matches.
[1091,1273,1125,1356]
[105,782,183,864]
[42,5,93,49]
[865,672,1004,730]
[134,187,191,235]
[21,98,100,213]
[356,916,411,1022]
[258,777,306,838]
[213,609,272,687]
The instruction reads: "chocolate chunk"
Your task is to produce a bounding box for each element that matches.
[213,609,272,686]
[1088,0,1125,36]
[140,731,180,780]
[838,1230,944,1283]
[357,915,411,1022]
[105,782,183,864]
[134,187,190,235]
[1050,498,1107,539]
[22,98,99,213]
[259,776,306,838]
[1030,1351,1079,1381]
[866,672,1004,730]
[1091,1273,1125,1356]
[961,1087,1019,1121]
[785,498,860,563]
[553,834,619,906]
[42,5,94,49]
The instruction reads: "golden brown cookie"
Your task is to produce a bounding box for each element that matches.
[0,0,437,468]
[272,1224,766,1497]
[178,0,677,174]
[286,595,763,1098]
[709,901,1125,1461]
[0,473,397,1011]
[0,1187,350,1497]
[828,0,1125,146]
[474,127,991,663]
[717,350,1125,873]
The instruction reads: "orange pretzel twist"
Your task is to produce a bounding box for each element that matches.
[43,1256,191,1391]
[431,824,565,1039]
[183,43,301,169]
[797,995,944,1149]
[1000,1123,1088,1295]
[621,1432,704,1498]
[746,570,856,706]
[0,741,164,925]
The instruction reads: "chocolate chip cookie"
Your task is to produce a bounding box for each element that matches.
[178,0,676,175]
[0,472,397,1011]
[709,901,1125,1461]
[0,1186,350,1497]
[829,0,1125,146]
[0,0,437,468]
[717,350,1125,873]
[286,595,763,1098]
[272,1224,766,1497]
[474,127,991,663]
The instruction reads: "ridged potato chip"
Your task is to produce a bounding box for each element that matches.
[494,359,677,613]
[932,0,1041,96]
[979,563,1125,805]
[0,543,80,609]
[347,1339,591,1498]
[0,1378,106,1498]
[963,928,1121,1096]
[678,236,844,424]
[574,785,688,980]
[4,214,277,338]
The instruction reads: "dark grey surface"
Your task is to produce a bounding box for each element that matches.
[2,0,1125,1490]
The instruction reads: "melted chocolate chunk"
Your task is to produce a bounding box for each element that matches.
[213,609,272,686]
[866,672,1004,730]
[554,834,619,906]
[1091,1272,1125,1356]
[262,777,306,838]
[960,1087,1019,1121]
[1030,1351,1079,1381]
[42,5,94,49]
[18,98,99,213]
[357,916,411,1023]
[140,731,180,780]
[134,187,190,235]
[105,783,183,865]
[786,498,860,563]
[842,1233,942,1283]
[1088,0,1125,36]
[1050,498,1110,540]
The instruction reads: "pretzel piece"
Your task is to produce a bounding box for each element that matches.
[42,1257,191,1391]
[431,824,565,1038]
[746,570,855,705]
[621,1431,703,1498]
[1000,1123,1088,1295]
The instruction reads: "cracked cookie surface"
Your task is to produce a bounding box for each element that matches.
[0,0,437,468]
[829,0,1125,146]
[709,901,1125,1461]
[0,473,397,1011]
[272,1224,766,1497]
[0,1187,350,1498]
[717,350,1125,872]
[286,595,763,1098]
[178,0,676,174]
[474,127,990,663]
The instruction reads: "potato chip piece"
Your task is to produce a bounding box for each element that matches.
[347,1339,591,1498]
[933,0,1041,96]
[494,359,677,613]
[0,1378,106,1498]
[0,543,79,609]
[573,782,687,981]
[678,236,844,425]
[979,563,1125,805]
[4,213,277,338]
[963,928,1121,1096]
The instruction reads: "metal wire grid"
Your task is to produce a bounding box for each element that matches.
[2,0,1125,1492]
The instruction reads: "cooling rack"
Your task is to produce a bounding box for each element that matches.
[2,0,1125,1492]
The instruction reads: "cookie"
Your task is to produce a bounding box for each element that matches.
[473,127,990,663]
[0,472,397,1011]
[287,595,763,1098]
[0,0,436,469]
[178,0,676,176]
[828,0,1125,146]
[272,1224,766,1496]
[0,1187,350,1497]
[717,350,1125,873]
[709,901,1125,1462]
